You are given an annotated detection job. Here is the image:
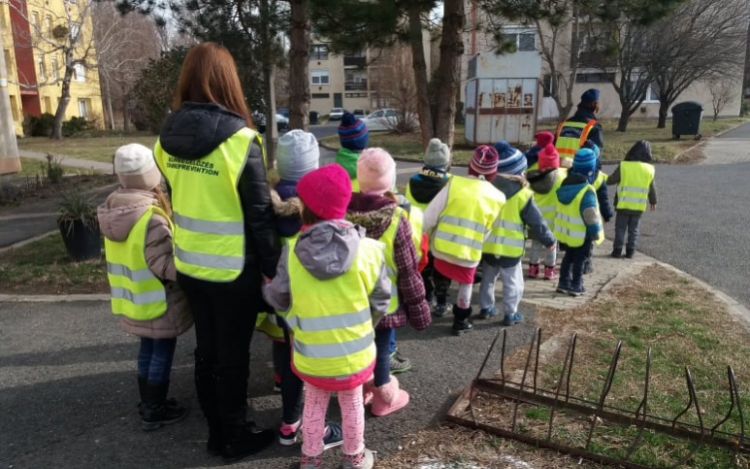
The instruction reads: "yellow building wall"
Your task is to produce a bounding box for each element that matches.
[0,0,104,136]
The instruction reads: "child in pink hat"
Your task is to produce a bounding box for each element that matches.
[263,164,391,469]
[346,148,431,417]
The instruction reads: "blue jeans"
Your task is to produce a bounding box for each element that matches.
[374,328,393,387]
[137,337,177,384]
[559,238,593,290]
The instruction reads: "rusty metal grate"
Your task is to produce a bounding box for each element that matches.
[446,328,749,469]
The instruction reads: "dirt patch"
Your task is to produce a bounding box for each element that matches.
[0,173,117,209]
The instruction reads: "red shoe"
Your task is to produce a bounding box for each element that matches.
[529,264,540,279]
[544,266,558,281]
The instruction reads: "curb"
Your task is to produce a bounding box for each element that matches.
[0,293,109,302]
[0,229,57,255]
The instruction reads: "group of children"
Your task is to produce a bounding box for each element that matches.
[99,110,656,469]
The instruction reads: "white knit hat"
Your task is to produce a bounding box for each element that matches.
[277,130,320,182]
[424,138,450,169]
[114,143,161,190]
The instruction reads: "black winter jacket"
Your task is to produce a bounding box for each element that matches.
[158,102,281,279]
[558,106,604,150]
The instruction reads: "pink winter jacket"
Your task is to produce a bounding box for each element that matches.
[97,188,193,339]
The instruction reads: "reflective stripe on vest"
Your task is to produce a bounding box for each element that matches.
[532,168,567,230]
[593,172,608,191]
[402,204,424,261]
[256,312,286,340]
[351,179,360,193]
[555,119,597,156]
[155,128,260,282]
[104,206,168,321]
[380,209,401,314]
[484,187,533,258]
[432,176,505,263]
[285,237,383,379]
[554,185,603,248]
[616,161,655,212]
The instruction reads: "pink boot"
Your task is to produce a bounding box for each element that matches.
[362,377,375,406]
[371,376,410,417]
[529,264,539,279]
[544,265,558,281]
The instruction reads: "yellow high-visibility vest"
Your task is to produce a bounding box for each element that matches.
[155,128,262,282]
[256,312,285,341]
[592,172,608,191]
[554,186,604,248]
[351,179,360,193]
[484,187,533,258]
[380,210,400,314]
[405,172,453,211]
[526,162,539,174]
[555,120,597,158]
[533,168,567,230]
[431,176,505,263]
[285,237,384,379]
[616,161,655,212]
[402,204,424,261]
[104,206,169,321]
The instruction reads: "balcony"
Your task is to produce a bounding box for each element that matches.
[344,56,366,68]
[345,81,368,91]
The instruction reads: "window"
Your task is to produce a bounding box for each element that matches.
[31,12,39,28]
[9,95,18,121]
[311,93,330,99]
[644,83,659,103]
[44,97,51,113]
[78,98,88,118]
[74,63,85,82]
[345,70,367,91]
[501,28,536,52]
[51,56,58,80]
[576,72,614,83]
[37,56,45,80]
[45,15,52,36]
[69,22,81,41]
[310,69,329,85]
[310,45,328,61]
[542,74,560,98]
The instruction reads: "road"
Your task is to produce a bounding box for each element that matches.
[0,300,537,468]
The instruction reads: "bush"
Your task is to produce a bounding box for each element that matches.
[62,117,91,137]
[45,154,64,184]
[741,101,750,117]
[22,113,56,137]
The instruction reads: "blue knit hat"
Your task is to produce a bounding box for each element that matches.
[338,112,369,151]
[494,141,527,176]
[581,88,600,104]
[572,148,597,178]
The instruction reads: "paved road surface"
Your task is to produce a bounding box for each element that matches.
[0,300,537,468]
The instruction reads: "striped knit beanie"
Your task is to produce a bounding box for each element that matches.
[494,141,527,176]
[469,145,500,182]
[572,148,597,179]
[338,112,369,151]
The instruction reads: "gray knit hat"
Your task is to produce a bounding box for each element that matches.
[277,130,320,182]
[423,138,450,169]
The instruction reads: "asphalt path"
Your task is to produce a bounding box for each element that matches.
[0,300,538,468]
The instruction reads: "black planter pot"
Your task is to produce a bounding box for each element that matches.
[58,219,101,262]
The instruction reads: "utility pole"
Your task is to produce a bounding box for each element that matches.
[0,21,21,175]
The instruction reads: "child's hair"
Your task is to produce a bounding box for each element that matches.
[153,185,173,220]
[300,202,323,226]
[384,190,399,204]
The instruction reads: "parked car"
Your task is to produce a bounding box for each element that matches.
[277,107,290,119]
[353,109,367,119]
[252,111,289,133]
[362,109,418,132]
[329,108,345,121]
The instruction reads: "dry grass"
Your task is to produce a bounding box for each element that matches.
[18,131,157,163]
[380,265,750,469]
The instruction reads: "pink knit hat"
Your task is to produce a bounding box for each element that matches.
[468,145,499,181]
[537,144,560,171]
[356,147,396,195]
[535,131,554,148]
[297,165,352,220]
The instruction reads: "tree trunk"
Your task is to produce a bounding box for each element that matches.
[288,0,310,131]
[51,63,73,140]
[408,5,433,150]
[122,93,131,133]
[657,100,669,129]
[260,0,277,169]
[616,111,630,132]
[433,0,465,148]
[103,76,115,130]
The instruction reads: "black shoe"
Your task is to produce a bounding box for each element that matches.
[221,423,275,463]
[141,400,189,431]
[610,250,623,259]
[452,320,474,336]
[625,250,634,259]
[583,262,593,275]
[206,419,223,456]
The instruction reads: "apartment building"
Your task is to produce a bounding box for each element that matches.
[460,0,745,121]
[309,32,432,117]
[1,0,104,136]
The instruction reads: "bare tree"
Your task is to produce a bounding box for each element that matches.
[287,0,309,130]
[431,0,465,148]
[370,44,419,134]
[93,2,160,131]
[646,0,749,128]
[2,0,103,139]
[708,77,737,120]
